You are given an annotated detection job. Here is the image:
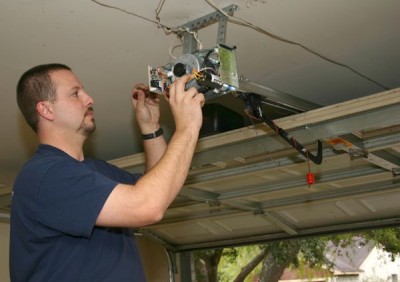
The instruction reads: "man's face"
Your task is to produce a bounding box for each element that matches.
[49,69,96,137]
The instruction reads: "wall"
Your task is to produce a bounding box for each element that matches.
[136,235,172,281]
[0,222,10,282]
[360,247,400,281]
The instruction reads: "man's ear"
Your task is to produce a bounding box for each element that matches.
[36,101,54,120]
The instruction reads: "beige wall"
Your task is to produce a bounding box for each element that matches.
[0,222,10,282]
[136,235,172,281]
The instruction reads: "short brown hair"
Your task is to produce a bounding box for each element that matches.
[16,63,71,132]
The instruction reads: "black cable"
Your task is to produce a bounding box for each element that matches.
[201,49,215,69]
[240,92,323,165]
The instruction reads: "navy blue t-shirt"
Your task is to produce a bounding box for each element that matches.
[10,144,146,281]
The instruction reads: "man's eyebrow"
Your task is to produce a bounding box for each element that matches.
[70,85,83,91]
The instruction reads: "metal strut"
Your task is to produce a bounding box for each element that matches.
[241,93,323,165]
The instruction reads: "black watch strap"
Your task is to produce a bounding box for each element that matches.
[141,128,163,140]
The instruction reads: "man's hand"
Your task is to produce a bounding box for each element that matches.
[168,74,205,134]
[131,83,161,133]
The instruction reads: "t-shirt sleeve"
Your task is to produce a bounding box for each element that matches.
[91,159,143,185]
[36,159,118,238]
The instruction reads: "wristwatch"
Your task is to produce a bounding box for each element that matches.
[141,128,164,140]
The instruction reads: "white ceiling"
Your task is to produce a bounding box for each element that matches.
[1,0,400,242]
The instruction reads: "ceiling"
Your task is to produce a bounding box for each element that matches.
[1,0,400,248]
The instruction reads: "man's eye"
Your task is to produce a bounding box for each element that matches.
[72,92,79,97]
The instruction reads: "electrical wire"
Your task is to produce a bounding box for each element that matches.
[91,0,389,90]
[90,0,160,26]
[155,0,166,25]
[91,1,196,38]
[155,0,204,49]
[204,0,390,90]
[91,0,203,51]
[168,36,181,59]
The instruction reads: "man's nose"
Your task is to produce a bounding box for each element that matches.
[83,91,94,105]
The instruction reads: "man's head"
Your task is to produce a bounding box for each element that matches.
[17,63,71,133]
[17,64,95,137]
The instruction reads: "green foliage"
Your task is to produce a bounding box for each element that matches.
[221,248,239,264]
[193,227,400,282]
[297,237,327,268]
[264,241,300,264]
[362,228,400,259]
[218,245,263,282]
[325,228,400,260]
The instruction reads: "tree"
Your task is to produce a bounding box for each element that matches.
[193,227,400,282]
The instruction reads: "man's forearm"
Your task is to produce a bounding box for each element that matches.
[143,134,167,172]
[139,127,199,209]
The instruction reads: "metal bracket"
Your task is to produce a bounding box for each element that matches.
[206,200,221,208]
[349,149,369,160]
[392,167,400,177]
[240,92,323,165]
[178,4,238,53]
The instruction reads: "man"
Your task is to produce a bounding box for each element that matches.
[10,63,204,281]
